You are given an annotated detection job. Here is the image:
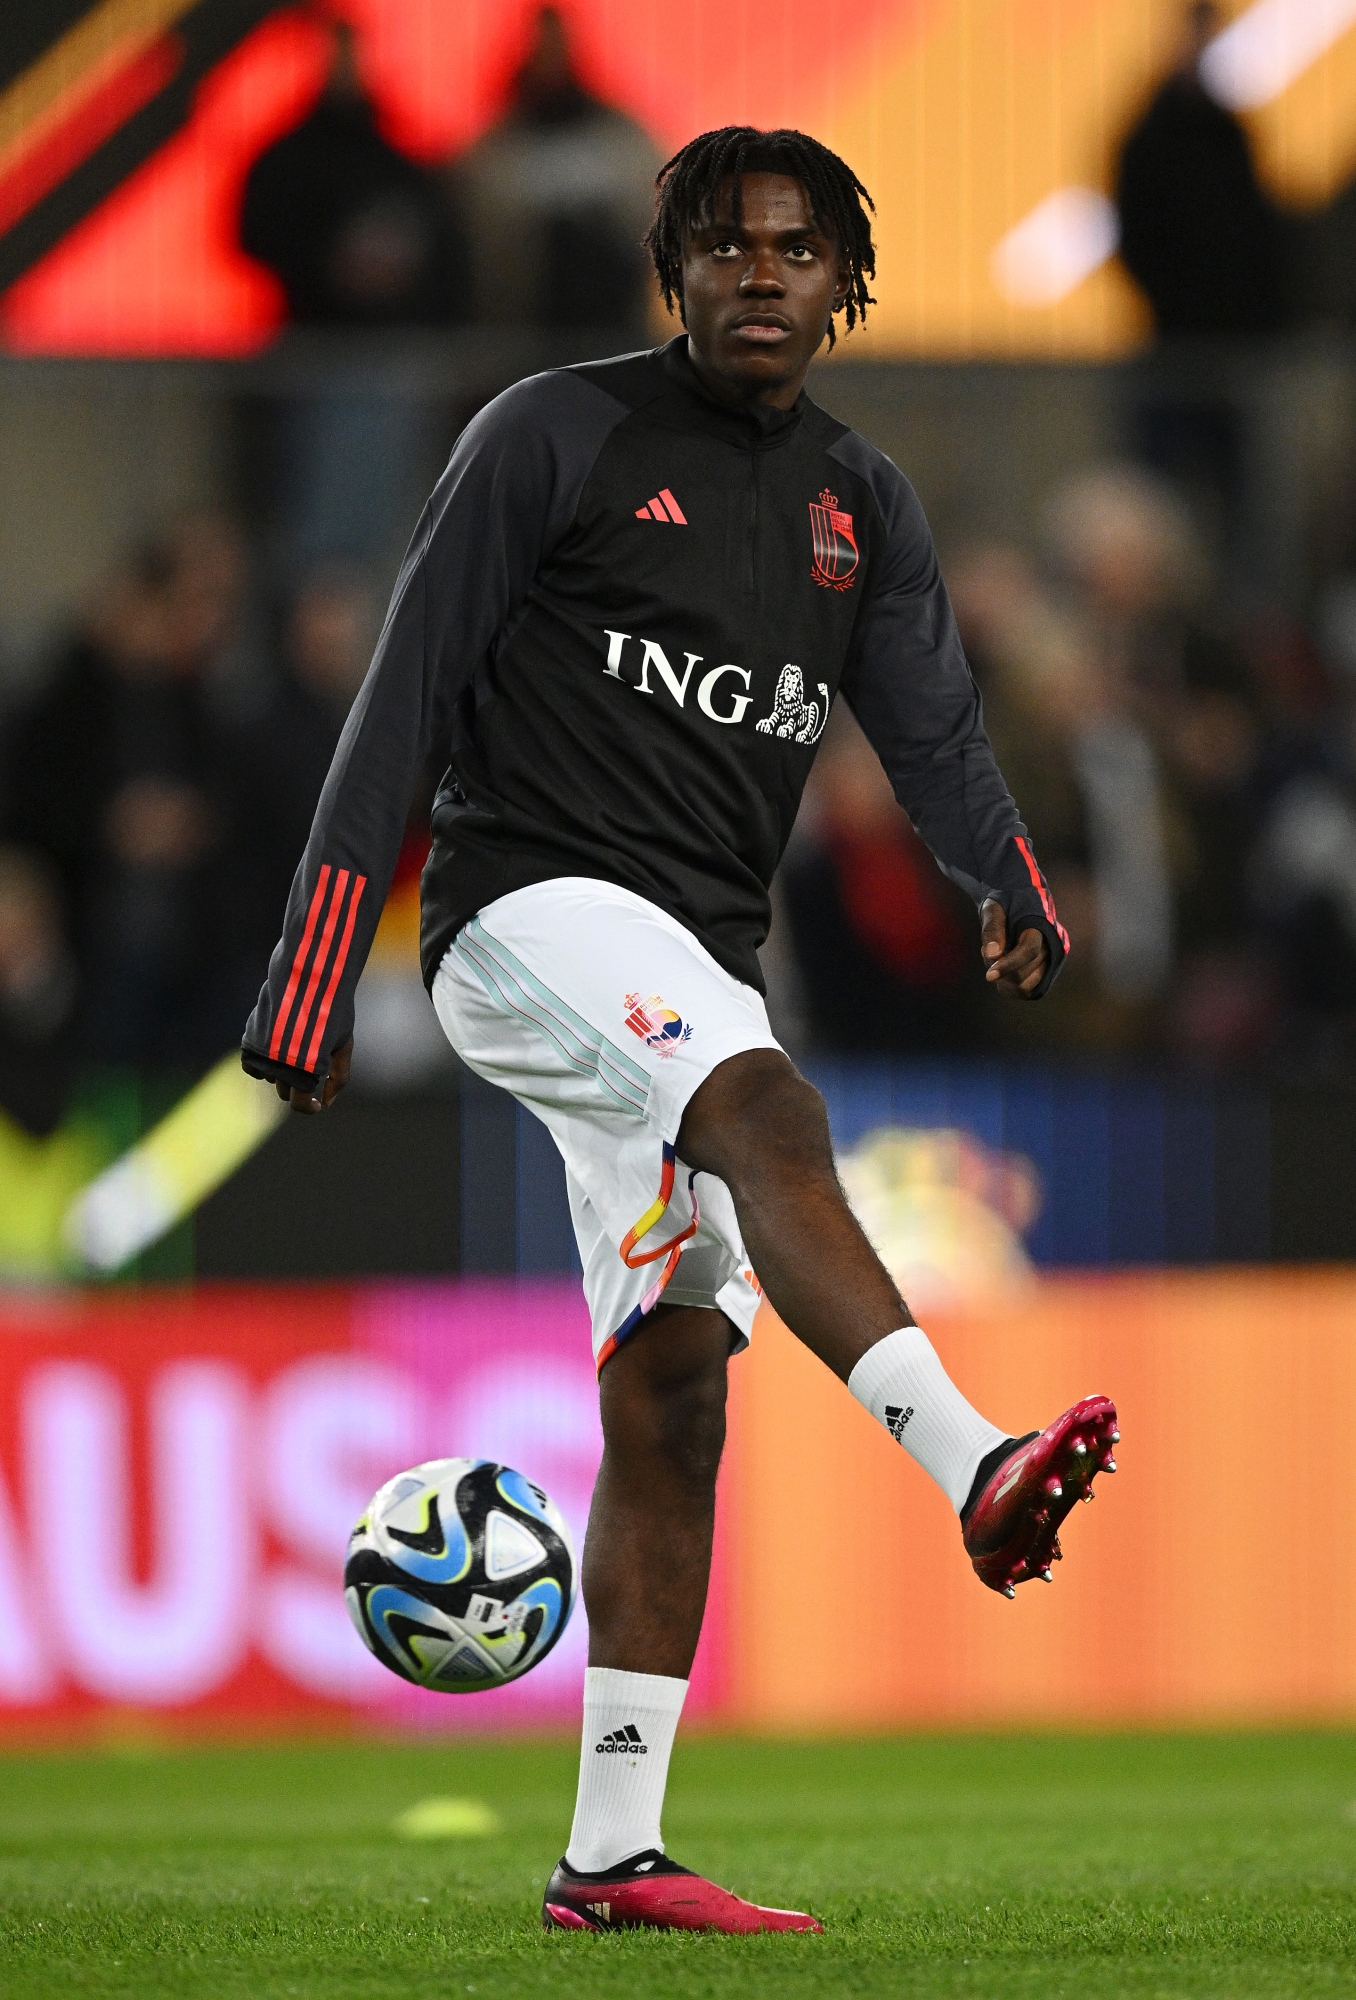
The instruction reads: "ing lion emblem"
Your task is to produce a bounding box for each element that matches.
[755,665,830,745]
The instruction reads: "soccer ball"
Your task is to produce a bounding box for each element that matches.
[344,1457,578,1691]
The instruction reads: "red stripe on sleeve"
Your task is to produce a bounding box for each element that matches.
[286,868,349,1069]
[1014,836,1071,953]
[304,876,367,1073]
[269,865,331,1060]
[658,487,687,524]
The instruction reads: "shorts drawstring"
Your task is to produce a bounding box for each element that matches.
[597,1161,702,1371]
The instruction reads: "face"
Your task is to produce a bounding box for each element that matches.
[680,172,849,409]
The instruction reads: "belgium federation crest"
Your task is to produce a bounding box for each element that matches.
[809,489,858,591]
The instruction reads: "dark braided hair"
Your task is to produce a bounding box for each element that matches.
[646,126,876,348]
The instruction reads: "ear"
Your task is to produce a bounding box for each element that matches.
[832,255,851,312]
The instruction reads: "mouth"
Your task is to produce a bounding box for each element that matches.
[730,315,792,345]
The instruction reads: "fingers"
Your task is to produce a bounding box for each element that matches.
[285,1035,354,1114]
[981,901,1044,997]
[274,1034,354,1115]
[985,925,1050,998]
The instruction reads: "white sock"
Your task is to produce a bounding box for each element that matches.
[848,1325,1008,1514]
[565,1667,688,1873]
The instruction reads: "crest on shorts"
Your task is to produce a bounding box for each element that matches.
[624,992,692,1057]
[809,489,858,591]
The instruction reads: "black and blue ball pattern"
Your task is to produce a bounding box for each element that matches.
[344,1457,578,1691]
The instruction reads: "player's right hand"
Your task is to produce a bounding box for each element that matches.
[979,899,1049,999]
[278,1035,353,1115]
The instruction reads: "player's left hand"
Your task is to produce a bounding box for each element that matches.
[277,1035,353,1114]
[980,900,1049,999]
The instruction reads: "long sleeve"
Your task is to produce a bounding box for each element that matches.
[241,369,626,1090]
[836,449,1068,998]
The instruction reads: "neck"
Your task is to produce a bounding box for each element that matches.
[683,336,808,413]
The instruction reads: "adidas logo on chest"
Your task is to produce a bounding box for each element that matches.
[634,487,687,523]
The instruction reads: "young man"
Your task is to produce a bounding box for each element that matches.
[243,126,1118,1935]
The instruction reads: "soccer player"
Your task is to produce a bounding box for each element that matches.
[243,126,1118,1935]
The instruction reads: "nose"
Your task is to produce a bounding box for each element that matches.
[737,247,785,295]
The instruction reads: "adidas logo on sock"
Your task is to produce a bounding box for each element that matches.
[884,1403,914,1443]
[595,1724,647,1754]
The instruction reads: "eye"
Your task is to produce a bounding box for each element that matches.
[709,240,741,258]
[786,244,816,261]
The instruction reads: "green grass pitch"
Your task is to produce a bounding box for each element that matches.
[2,1731,1354,1997]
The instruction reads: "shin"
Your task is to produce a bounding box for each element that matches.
[676,1049,1008,1508]
[567,1305,730,1873]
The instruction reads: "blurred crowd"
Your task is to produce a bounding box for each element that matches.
[235,5,662,585]
[229,1,1356,352]
[1113,2,1356,347]
[0,5,665,1141]
[784,462,1356,1076]
[7,2,1356,1137]
[238,7,658,338]
[0,521,382,1132]
[4,458,1356,1135]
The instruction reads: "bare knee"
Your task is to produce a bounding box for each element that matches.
[650,1364,727,1494]
[600,1312,728,1497]
[678,1049,833,1192]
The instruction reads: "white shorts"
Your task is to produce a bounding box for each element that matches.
[431,879,781,1369]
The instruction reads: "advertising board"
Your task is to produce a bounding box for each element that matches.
[1,1270,1353,1735]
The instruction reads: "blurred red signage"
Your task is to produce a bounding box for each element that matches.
[0,1280,727,1735]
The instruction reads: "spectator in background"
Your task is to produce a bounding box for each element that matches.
[1250,579,1356,1072]
[949,465,1275,1069]
[1043,465,1265,1059]
[1114,4,1296,587]
[229,566,451,1093]
[448,7,660,333]
[1115,2,1292,340]
[240,13,465,328]
[0,520,247,1069]
[227,564,378,976]
[238,14,466,575]
[949,540,1168,1060]
[779,705,984,1054]
[1307,168,1356,331]
[0,847,78,1136]
[1037,464,1272,1068]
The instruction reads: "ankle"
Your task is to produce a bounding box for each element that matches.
[848,1325,1009,1513]
[565,1667,688,1874]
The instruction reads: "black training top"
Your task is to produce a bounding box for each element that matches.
[242,337,1067,1093]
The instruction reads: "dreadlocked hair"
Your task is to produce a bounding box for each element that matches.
[646,126,876,349]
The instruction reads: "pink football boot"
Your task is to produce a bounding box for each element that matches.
[541,1850,823,1933]
[962,1396,1119,1598]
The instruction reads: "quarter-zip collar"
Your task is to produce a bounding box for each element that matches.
[656,334,805,451]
